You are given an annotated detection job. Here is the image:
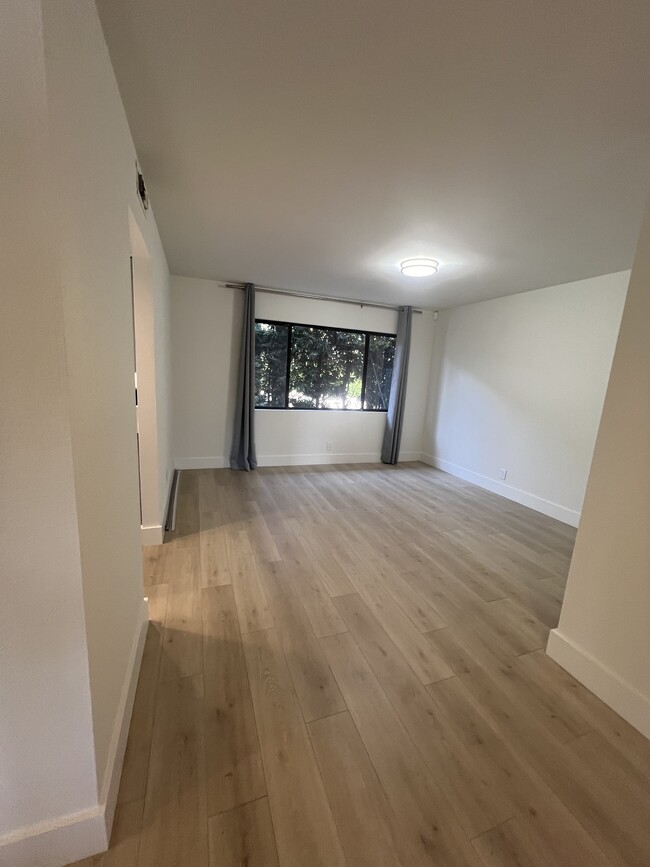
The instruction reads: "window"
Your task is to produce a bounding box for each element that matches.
[255,320,396,411]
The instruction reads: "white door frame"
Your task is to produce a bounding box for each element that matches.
[129,210,162,545]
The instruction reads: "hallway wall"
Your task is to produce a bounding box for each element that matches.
[1,1,173,863]
[548,196,650,737]
[43,0,172,806]
[0,1,98,862]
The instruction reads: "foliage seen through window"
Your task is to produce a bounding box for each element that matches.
[254,320,395,411]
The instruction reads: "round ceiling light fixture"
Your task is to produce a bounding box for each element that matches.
[400,257,439,277]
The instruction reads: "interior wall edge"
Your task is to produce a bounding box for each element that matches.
[141,524,164,545]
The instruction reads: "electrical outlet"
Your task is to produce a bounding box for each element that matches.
[326,441,332,452]
[499,468,507,480]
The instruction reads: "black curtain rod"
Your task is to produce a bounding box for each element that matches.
[223,282,423,314]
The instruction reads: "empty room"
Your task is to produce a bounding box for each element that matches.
[2,1,649,866]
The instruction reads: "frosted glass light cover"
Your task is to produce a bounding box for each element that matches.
[400,258,439,277]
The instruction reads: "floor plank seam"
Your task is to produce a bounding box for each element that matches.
[206,793,269,820]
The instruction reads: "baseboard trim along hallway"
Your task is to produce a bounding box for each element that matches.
[0,600,149,867]
[547,628,650,739]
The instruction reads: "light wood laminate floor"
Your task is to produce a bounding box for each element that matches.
[69,463,650,867]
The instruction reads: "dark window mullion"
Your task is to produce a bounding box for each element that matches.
[360,333,370,411]
[285,323,292,408]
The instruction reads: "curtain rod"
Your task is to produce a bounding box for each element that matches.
[223,281,423,314]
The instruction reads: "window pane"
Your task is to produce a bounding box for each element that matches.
[289,326,365,409]
[255,322,289,407]
[364,334,395,410]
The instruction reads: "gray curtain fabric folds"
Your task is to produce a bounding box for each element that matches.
[230,283,258,471]
[381,305,412,464]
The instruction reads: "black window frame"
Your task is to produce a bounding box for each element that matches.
[254,318,396,412]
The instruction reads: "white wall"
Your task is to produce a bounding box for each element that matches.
[1,1,173,863]
[421,272,629,525]
[171,277,434,468]
[0,4,98,861]
[43,0,172,808]
[547,199,650,738]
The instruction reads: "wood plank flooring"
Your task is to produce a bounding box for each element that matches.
[68,463,650,867]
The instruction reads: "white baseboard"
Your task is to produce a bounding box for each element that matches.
[176,452,420,470]
[97,598,149,837]
[141,524,163,545]
[0,805,108,867]
[257,452,382,467]
[398,451,422,462]
[141,468,176,546]
[419,454,580,527]
[0,600,149,866]
[176,456,228,470]
[547,629,650,739]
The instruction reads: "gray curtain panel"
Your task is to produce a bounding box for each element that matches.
[230,283,258,471]
[381,305,413,464]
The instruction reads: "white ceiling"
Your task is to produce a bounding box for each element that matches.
[97,0,650,309]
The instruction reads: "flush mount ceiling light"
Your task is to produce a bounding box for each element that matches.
[400,257,439,277]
